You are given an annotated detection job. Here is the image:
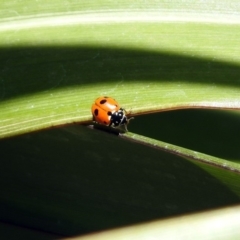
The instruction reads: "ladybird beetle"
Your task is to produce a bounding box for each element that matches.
[91,96,132,132]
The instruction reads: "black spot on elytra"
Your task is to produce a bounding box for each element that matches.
[100,99,107,104]
[94,109,99,116]
[107,111,112,116]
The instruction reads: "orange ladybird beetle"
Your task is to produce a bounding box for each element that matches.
[91,96,132,132]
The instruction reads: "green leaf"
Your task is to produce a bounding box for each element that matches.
[131,109,240,162]
[71,205,240,240]
[1,10,240,138]
[1,125,240,236]
[1,1,240,239]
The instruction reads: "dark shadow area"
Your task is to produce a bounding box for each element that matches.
[0,222,61,240]
[0,46,240,101]
[0,125,239,237]
[130,109,240,161]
